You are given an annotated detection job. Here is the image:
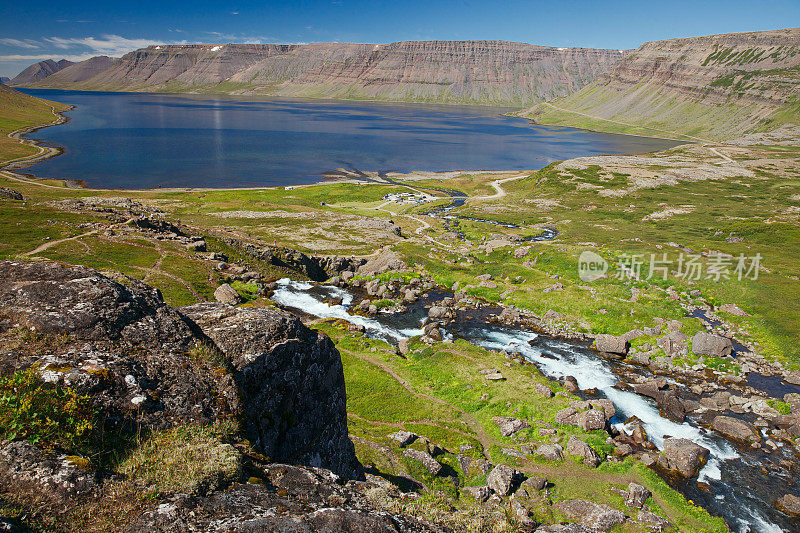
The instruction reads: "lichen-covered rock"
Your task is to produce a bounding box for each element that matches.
[487,464,515,496]
[594,334,629,356]
[661,438,709,478]
[213,283,241,304]
[0,441,99,515]
[0,261,237,430]
[575,409,606,431]
[181,302,362,480]
[776,494,800,517]
[0,260,196,352]
[463,485,491,502]
[0,261,361,482]
[554,499,625,532]
[402,449,442,476]
[637,510,673,532]
[692,332,734,357]
[566,436,600,467]
[712,415,760,443]
[127,463,443,532]
[625,482,651,509]
[535,444,563,462]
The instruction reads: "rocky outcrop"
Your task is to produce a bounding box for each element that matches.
[180,303,362,480]
[0,260,361,481]
[554,500,625,531]
[20,41,624,106]
[129,463,442,532]
[525,27,800,140]
[9,58,73,85]
[0,441,99,515]
[0,260,236,429]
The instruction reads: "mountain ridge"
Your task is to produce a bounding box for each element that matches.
[522,27,800,141]
[13,40,625,106]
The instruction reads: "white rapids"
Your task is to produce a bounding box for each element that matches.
[270,279,785,533]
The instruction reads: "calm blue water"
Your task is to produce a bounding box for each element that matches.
[18,89,681,189]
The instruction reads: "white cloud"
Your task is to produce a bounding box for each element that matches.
[0,53,98,62]
[43,34,168,57]
[0,38,40,49]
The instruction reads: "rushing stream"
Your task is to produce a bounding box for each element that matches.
[272,279,795,532]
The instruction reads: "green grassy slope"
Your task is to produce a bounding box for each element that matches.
[0,83,68,163]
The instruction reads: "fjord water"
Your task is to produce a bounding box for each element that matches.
[19,89,680,189]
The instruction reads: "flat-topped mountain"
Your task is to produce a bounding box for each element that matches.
[523,27,800,140]
[10,58,74,85]
[15,40,624,106]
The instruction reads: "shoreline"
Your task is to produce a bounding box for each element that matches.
[1,96,686,195]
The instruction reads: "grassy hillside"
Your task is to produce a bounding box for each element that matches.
[0,84,68,163]
[522,28,800,141]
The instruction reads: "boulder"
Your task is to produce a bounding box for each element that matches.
[402,449,442,476]
[564,375,580,392]
[487,464,515,496]
[589,399,616,420]
[388,431,416,447]
[625,483,651,509]
[718,303,749,317]
[423,322,442,342]
[523,476,548,491]
[554,500,625,532]
[575,409,606,431]
[398,338,410,355]
[428,305,454,320]
[214,283,242,305]
[662,438,709,478]
[0,261,236,431]
[594,334,629,356]
[692,332,734,357]
[534,383,554,398]
[130,463,438,532]
[637,510,673,532]
[566,436,601,467]
[621,329,645,342]
[556,408,579,425]
[657,331,689,358]
[712,416,760,443]
[0,187,23,200]
[510,497,537,527]
[776,494,800,517]
[496,417,530,437]
[464,485,491,502]
[513,246,531,259]
[186,239,207,252]
[535,444,563,461]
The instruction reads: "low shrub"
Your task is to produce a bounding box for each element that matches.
[0,366,96,454]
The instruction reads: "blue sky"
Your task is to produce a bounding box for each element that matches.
[1,0,798,77]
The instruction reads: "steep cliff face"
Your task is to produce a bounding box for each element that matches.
[10,58,73,85]
[22,41,623,105]
[524,27,800,140]
[0,260,361,479]
[181,303,363,480]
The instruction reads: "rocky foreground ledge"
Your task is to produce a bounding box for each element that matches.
[0,260,447,531]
